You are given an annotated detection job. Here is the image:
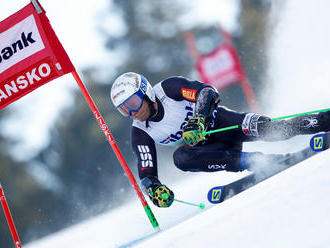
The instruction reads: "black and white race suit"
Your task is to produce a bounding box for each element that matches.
[131,77,330,180]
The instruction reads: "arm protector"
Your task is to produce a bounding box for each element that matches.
[195,87,221,118]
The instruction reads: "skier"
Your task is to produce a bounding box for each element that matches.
[110,72,330,208]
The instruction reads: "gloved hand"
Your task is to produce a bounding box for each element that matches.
[147,184,174,208]
[141,177,174,208]
[183,116,206,146]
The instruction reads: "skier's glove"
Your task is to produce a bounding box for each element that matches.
[141,177,174,208]
[147,185,174,208]
[183,116,206,146]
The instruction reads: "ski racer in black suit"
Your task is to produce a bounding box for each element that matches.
[110,72,330,208]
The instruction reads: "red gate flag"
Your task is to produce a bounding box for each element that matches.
[0,0,160,232]
[0,0,74,110]
[196,43,243,90]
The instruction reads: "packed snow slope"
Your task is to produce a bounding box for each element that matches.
[26,149,330,248]
[132,150,330,248]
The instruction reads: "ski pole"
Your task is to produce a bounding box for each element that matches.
[174,199,205,209]
[161,193,205,209]
[203,107,330,136]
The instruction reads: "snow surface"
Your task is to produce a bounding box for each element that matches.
[133,150,330,248]
[25,150,330,248]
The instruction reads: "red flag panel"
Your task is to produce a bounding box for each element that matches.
[0,1,74,110]
[197,43,243,90]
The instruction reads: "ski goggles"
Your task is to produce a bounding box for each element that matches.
[116,77,148,117]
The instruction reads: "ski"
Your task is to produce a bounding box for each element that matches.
[208,132,329,204]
